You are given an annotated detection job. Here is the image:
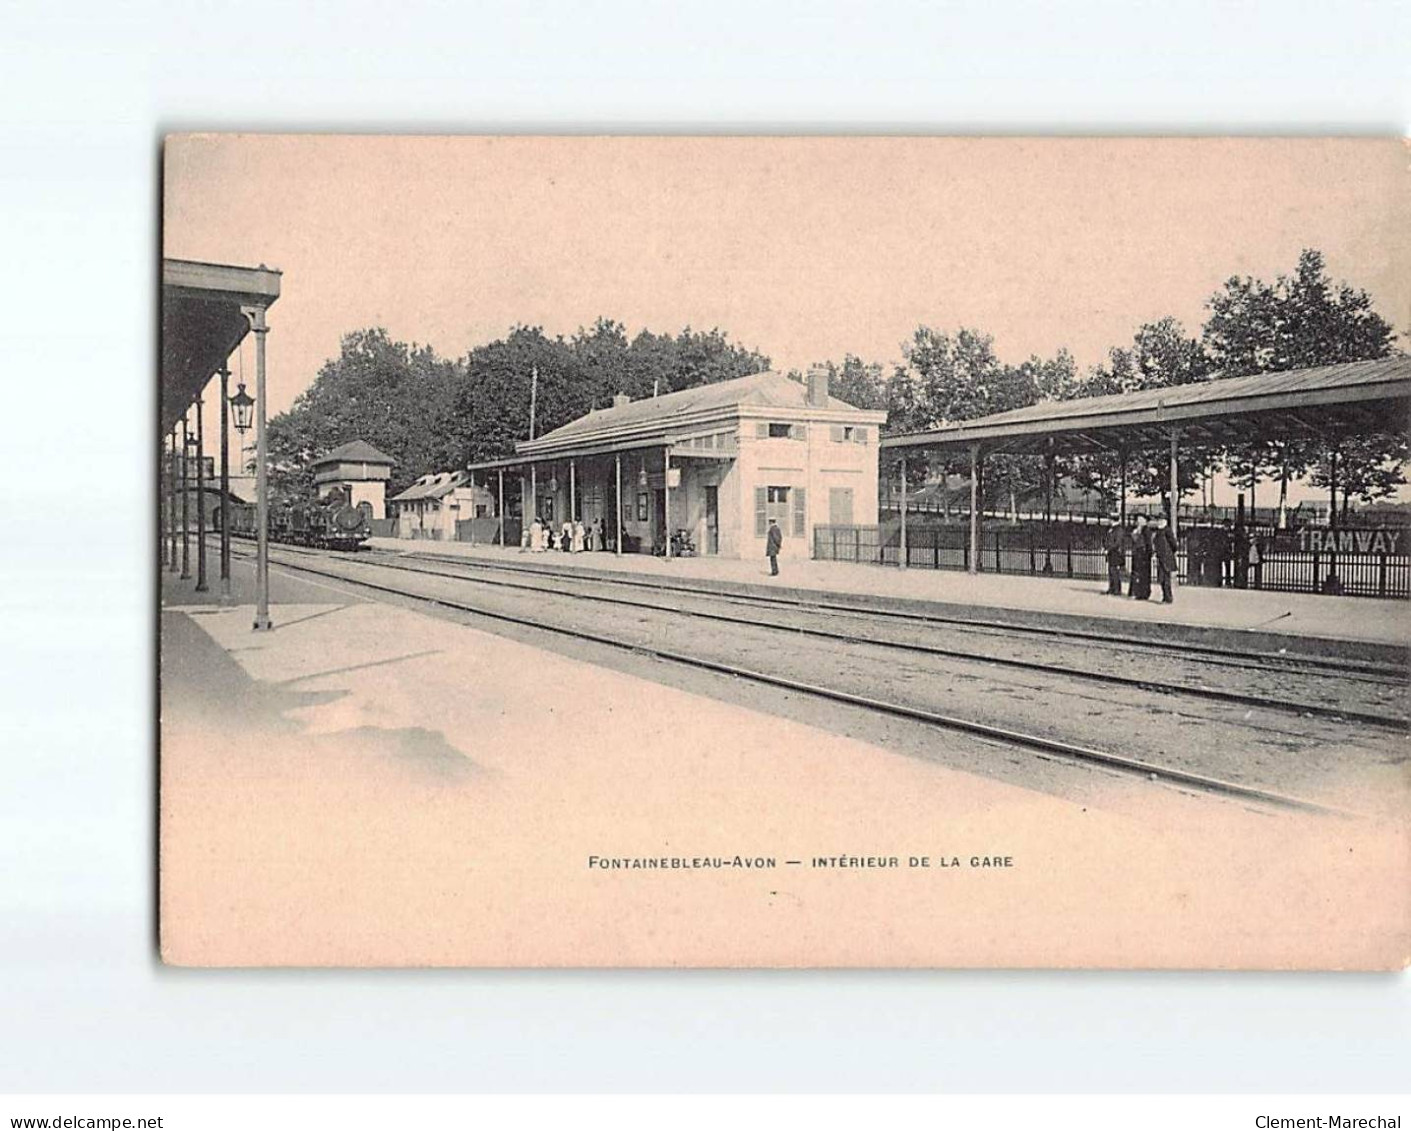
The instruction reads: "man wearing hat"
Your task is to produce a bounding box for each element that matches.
[1128,514,1151,599]
[1102,513,1127,596]
[1152,513,1179,604]
[765,516,783,576]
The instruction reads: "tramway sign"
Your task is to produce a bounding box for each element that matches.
[1291,528,1404,555]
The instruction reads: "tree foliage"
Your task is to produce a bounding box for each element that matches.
[264,247,1402,520]
[266,321,769,494]
[1203,248,1401,515]
[264,328,460,498]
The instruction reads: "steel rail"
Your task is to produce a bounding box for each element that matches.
[294,546,1407,731]
[234,545,1354,817]
[382,549,1407,680]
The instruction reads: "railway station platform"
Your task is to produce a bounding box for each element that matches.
[366,538,1411,659]
[159,559,1408,968]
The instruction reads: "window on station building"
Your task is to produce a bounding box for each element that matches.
[755,486,807,537]
[758,422,807,440]
[829,425,869,443]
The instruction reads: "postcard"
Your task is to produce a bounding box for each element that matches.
[159,135,1410,967]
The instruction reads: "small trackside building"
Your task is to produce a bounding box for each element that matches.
[309,439,395,520]
[389,469,495,541]
[464,368,886,560]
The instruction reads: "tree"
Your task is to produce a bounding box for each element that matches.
[887,326,1048,511]
[820,354,886,411]
[265,327,462,497]
[1058,321,1209,514]
[1202,248,1400,521]
[1308,433,1411,517]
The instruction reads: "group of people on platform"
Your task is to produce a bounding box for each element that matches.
[1103,513,1180,604]
[521,516,608,554]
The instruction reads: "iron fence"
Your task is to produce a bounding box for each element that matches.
[815,521,1410,598]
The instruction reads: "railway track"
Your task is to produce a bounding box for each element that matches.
[231,543,1367,817]
[393,548,1406,681]
[299,545,1408,731]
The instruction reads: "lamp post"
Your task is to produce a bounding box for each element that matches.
[229,379,255,601]
[168,429,179,572]
[238,307,271,631]
[180,413,191,579]
[194,393,208,592]
[218,367,232,599]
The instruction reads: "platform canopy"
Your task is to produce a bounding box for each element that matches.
[880,356,1411,459]
[161,257,281,435]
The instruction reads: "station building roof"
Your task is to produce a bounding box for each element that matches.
[161,257,281,435]
[880,356,1411,458]
[467,370,887,471]
[312,439,396,467]
[389,470,476,502]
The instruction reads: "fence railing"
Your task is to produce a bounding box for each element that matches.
[814,521,1411,598]
[454,517,520,546]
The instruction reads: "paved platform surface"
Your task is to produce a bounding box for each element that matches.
[159,561,1408,968]
[370,537,1411,654]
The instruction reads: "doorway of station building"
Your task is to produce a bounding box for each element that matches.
[704,484,719,555]
[653,488,666,553]
[829,486,854,526]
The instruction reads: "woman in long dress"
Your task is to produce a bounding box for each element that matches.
[572,519,585,553]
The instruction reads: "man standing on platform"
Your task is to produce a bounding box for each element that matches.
[1103,514,1127,596]
[1128,515,1151,599]
[766,516,783,577]
[1152,514,1178,604]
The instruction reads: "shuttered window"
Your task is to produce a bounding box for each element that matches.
[792,424,808,441]
[792,487,807,537]
[829,425,844,442]
[755,486,767,536]
[853,426,869,443]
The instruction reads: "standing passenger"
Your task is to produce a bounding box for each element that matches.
[1152,515,1178,604]
[766,516,783,577]
[529,517,543,552]
[1128,515,1151,600]
[572,519,585,553]
[596,518,606,551]
[1217,520,1234,587]
[1103,514,1126,596]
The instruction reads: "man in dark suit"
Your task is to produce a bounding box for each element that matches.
[1103,514,1127,595]
[1152,514,1179,604]
[766,517,783,576]
[1128,515,1151,599]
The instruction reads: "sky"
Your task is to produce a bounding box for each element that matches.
[164,135,1410,503]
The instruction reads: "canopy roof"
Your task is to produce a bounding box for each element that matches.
[880,356,1411,458]
[161,258,281,435]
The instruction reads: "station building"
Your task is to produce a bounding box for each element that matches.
[466,368,886,559]
[389,469,495,540]
[310,439,395,520]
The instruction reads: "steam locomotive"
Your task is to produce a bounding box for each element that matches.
[221,483,372,551]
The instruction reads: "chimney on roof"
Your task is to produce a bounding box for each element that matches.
[613,393,630,409]
[807,364,830,408]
